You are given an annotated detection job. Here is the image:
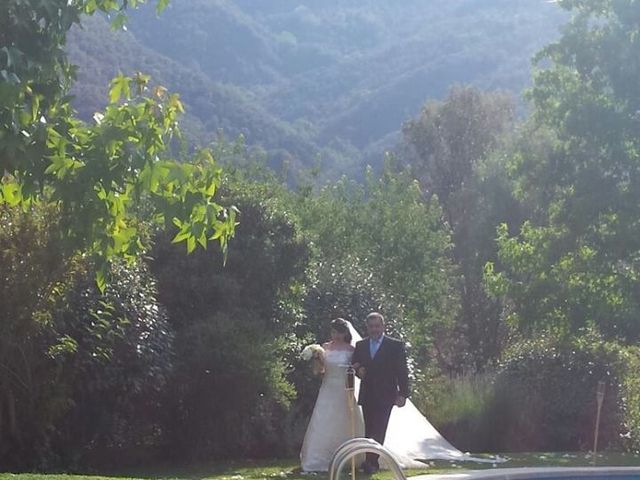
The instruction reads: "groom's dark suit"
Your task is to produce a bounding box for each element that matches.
[352,335,409,469]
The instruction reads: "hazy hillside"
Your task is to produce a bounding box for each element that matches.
[67,0,567,176]
[67,15,334,175]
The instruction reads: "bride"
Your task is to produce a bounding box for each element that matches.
[300,318,364,472]
[300,318,495,472]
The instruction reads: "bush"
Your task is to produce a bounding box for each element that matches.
[0,205,71,470]
[488,334,628,452]
[48,259,174,470]
[619,347,640,453]
[0,205,174,470]
[417,334,640,454]
[150,178,310,460]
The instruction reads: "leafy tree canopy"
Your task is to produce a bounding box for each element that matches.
[487,0,640,342]
[1,0,235,289]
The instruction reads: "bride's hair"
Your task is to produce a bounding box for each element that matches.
[330,318,352,343]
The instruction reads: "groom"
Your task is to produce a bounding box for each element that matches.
[352,312,409,474]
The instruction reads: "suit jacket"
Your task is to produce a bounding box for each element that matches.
[352,335,409,407]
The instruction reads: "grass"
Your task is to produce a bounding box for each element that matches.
[422,373,495,428]
[2,453,640,480]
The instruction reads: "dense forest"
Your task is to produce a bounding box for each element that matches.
[3,0,640,474]
[66,0,566,176]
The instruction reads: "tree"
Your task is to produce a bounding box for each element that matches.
[403,86,518,370]
[0,204,69,468]
[150,174,310,459]
[296,162,457,368]
[487,0,640,342]
[0,204,173,470]
[1,1,235,288]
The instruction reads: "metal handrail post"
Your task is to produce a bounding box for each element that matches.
[329,438,407,480]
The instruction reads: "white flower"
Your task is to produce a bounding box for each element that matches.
[301,344,324,361]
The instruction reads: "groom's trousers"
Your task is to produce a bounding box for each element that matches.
[362,402,394,468]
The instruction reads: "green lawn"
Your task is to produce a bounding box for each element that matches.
[2,453,640,480]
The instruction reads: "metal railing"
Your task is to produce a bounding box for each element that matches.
[329,438,407,480]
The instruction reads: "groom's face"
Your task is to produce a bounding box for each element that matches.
[367,317,385,340]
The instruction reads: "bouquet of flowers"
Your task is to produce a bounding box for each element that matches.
[300,344,325,361]
[301,344,325,375]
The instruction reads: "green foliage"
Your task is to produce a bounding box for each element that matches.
[489,0,640,343]
[150,176,310,459]
[420,336,640,454]
[0,205,173,470]
[47,259,174,470]
[489,334,628,452]
[403,86,514,207]
[0,204,71,467]
[403,86,520,371]
[620,347,640,453]
[297,162,457,366]
[1,1,236,289]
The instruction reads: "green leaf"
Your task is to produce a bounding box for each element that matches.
[171,228,190,244]
[1,182,22,206]
[109,74,131,103]
[156,0,170,14]
[31,94,41,121]
[110,12,128,30]
[186,235,196,253]
[84,0,98,14]
[96,264,108,294]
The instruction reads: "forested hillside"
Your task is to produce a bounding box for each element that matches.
[67,0,566,175]
[67,15,320,174]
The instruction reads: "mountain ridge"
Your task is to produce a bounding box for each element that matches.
[66,0,568,176]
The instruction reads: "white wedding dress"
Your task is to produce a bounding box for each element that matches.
[300,349,365,472]
[300,324,500,472]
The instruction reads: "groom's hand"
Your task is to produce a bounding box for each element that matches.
[353,362,366,378]
[394,395,406,408]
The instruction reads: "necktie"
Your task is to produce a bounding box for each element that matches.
[370,338,381,358]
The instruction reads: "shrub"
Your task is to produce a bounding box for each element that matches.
[150,179,310,460]
[48,259,174,470]
[0,204,173,470]
[488,334,626,452]
[0,205,71,469]
[417,334,640,454]
[619,347,640,453]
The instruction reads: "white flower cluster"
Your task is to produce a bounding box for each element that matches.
[300,344,324,361]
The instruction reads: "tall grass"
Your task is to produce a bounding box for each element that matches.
[429,373,495,426]
[414,372,497,452]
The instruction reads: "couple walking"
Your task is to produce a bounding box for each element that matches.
[300,313,414,473]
